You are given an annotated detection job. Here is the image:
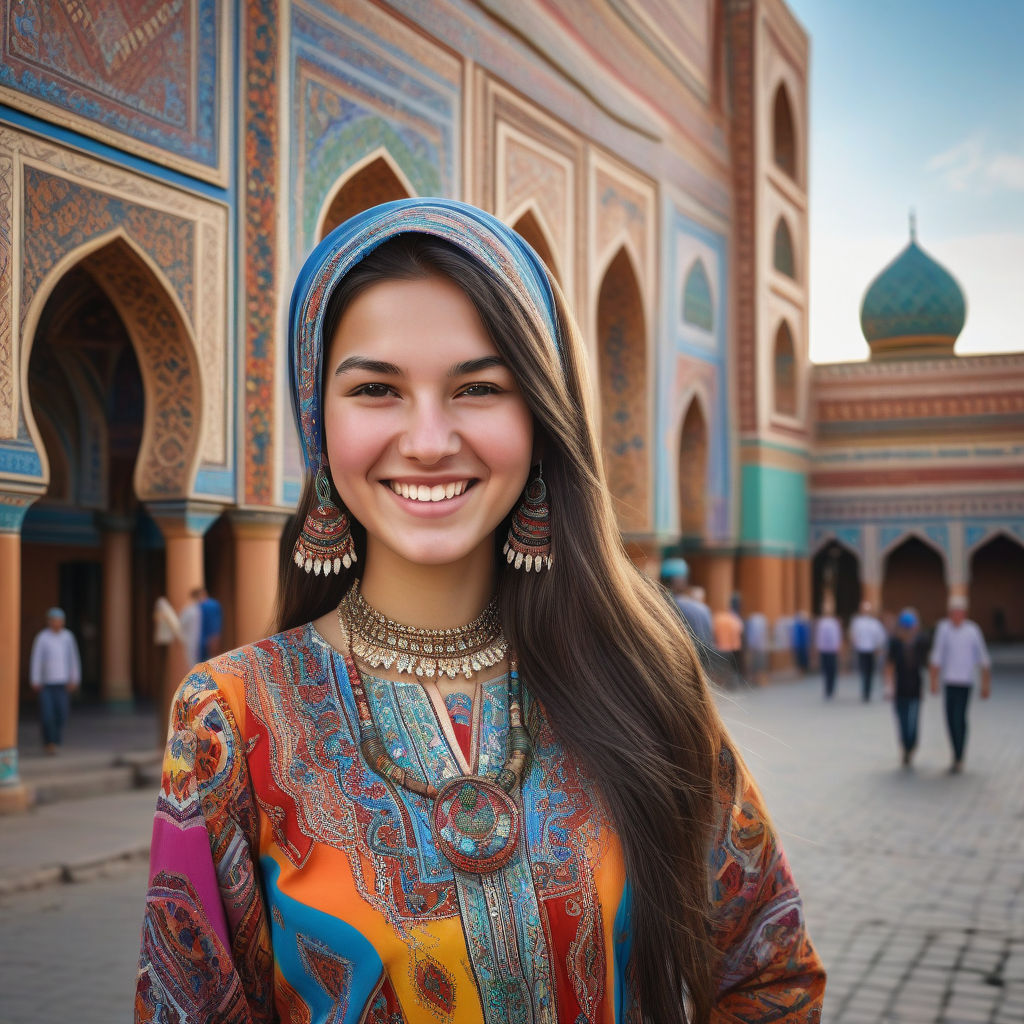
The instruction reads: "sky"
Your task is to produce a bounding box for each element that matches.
[785,0,1024,363]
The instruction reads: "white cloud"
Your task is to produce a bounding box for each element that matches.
[927,135,1024,193]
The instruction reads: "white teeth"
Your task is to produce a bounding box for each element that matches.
[389,480,471,502]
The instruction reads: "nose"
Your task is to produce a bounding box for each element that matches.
[396,399,460,464]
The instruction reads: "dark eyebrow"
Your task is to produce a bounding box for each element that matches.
[449,356,508,377]
[334,356,402,376]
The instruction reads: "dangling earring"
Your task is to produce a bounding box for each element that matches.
[504,464,552,572]
[293,464,357,575]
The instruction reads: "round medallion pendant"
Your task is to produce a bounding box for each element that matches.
[430,776,521,874]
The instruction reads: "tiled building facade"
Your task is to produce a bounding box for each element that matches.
[2,1,1018,812]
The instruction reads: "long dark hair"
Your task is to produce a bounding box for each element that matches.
[278,234,726,1022]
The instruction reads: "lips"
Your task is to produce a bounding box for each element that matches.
[387,480,472,502]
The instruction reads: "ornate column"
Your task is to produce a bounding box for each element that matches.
[860,524,882,610]
[948,520,967,599]
[146,501,223,740]
[229,509,290,646]
[0,494,36,813]
[703,549,736,614]
[98,513,135,707]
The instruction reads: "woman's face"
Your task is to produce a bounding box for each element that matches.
[323,273,535,571]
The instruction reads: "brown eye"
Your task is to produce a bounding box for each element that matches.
[353,383,395,398]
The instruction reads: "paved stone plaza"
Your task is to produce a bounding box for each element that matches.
[717,656,1024,1024]
[0,658,1021,1023]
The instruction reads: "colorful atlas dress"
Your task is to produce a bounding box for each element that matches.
[135,624,825,1022]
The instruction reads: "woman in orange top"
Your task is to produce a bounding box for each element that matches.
[135,199,824,1023]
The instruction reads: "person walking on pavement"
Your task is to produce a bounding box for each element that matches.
[198,587,223,660]
[791,610,811,674]
[661,557,714,661]
[712,598,744,688]
[884,608,930,767]
[745,610,769,687]
[929,595,991,773]
[849,600,887,701]
[29,607,81,754]
[178,587,203,667]
[814,603,842,700]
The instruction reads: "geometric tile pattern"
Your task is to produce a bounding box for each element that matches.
[682,257,713,330]
[860,239,965,345]
[0,0,224,182]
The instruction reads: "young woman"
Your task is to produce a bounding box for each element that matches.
[136,199,824,1023]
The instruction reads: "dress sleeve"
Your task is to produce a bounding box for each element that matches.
[135,668,274,1024]
[708,746,826,1022]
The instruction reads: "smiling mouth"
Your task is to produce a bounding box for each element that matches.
[386,480,474,502]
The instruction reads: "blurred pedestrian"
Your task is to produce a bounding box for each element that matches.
[28,607,81,754]
[745,610,769,686]
[153,596,183,686]
[662,558,714,661]
[814,604,842,700]
[199,587,223,659]
[884,608,930,767]
[792,610,811,673]
[712,600,744,688]
[849,601,887,701]
[178,587,203,666]
[929,595,991,773]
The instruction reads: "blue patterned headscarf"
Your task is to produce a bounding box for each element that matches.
[288,198,560,474]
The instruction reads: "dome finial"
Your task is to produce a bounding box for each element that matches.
[909,208,917,242]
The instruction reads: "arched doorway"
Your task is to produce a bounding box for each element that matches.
[20,239,203,708]
[511,208,560,284]
[319,155,412,239]
[596,248,649,533]
[22,268,152,704]
[677,398,707,544]
[812,540,861,620]
[969,534,1024,640]
[882,536,947,629]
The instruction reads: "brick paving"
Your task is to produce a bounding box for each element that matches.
[717,654,1024,1023]
[0,656,1020,1023]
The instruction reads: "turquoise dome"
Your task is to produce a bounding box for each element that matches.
[860,234,966,357]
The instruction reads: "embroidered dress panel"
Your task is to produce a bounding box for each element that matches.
[136,625,825,1022]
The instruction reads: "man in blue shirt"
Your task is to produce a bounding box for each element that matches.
[198,587,223,660]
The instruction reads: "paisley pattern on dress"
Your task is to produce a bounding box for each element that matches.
[136,626,825,1022]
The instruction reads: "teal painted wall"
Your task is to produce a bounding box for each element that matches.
[741,464,808,554]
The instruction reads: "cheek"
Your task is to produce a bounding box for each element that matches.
[323,406,386,487]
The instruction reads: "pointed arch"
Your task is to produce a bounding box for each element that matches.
[510,205,562,286]
[882,535,948,628]
[317,151,414,240]
[968,532,1024,640]
[682,258,714,331]
[772,83,797,179]
[596,246,650,532]
[20,231,203,500]
[773,217,796,279]
[677,394,708,542]
[812,537,862,619]
[773,320,797,417]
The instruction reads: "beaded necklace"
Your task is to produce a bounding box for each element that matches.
[336,603,532,874]
[340,582,507,679]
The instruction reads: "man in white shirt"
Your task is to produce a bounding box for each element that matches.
[849,601,888,702]
[29,608,82,754]
[929,595,991,773]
